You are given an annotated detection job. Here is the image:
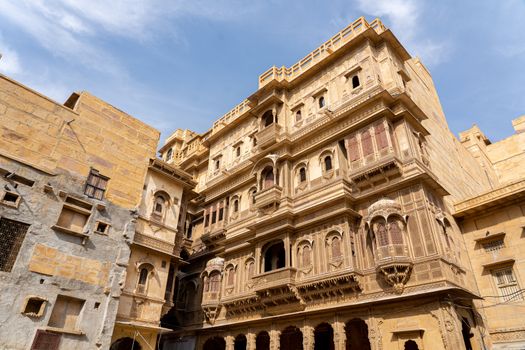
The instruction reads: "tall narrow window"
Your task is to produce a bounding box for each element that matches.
[376,221,389,246]
[153,195,166,215]
[236,146,241,157]
[361,130,374,156]
[227,268,235,286]
[218,207,224,221]
[493,267,522,301]
[302,245,311,266]
[295,110,302,122]
[233,199,239,213]
[0,218,30,272]
[375,123,389,150]
[209,273,220,293]
[299,167,307,183]
[331,237,342,259]
[136,267,151,294]
[84,169,109,200]
[388,218,403,244]
[348,136,360,162]
[211,210,217,224]
[166,148,173,161]
[215,159,220,170]
[250,188,257,205]
[324,156,333,171]
[263,110,274,127]
[318,96,326,108]
[352,75,360,89]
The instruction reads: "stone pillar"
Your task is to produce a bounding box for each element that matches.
[284,234,291,268]
[247,332,256,350]
[302,325,315,350]
[225,335,235,350]
[270,329,281,350]
[333,321,346,350]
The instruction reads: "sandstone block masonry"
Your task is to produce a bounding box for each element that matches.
[0,74,160,350]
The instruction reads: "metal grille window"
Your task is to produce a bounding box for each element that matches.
[84,169,109,200]
[483,239,504,252]
[493,267,522,301]
[0,217,29,272]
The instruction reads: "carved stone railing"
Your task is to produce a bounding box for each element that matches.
[254,185,282,210]
[296,268,362,302]
[255,123,282,150]
[253,267,303,315]
[258,17,386,88]
[133,232,174,255]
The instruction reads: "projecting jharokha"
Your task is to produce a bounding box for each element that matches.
[0,16,524,350]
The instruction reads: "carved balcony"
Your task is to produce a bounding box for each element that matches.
[133,232,175,256]
[296,267,362,302]
[375,244,413,294]
[255,123,282,150]
[252,267,304,314]
[254,185,282,210]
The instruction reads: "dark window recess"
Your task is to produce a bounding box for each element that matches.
[299,168,307,182]
[215,159,220,170]
[204,214,209,227]
[352,75,360,88]
[95,222,108,234]
[211,211,217,224]
[84,169,109,200]
[166,148,173,160]
[24,298,45,314]
[3,192,19,203]
[324,156,333,171]
[5,173,35,187]
[236,146,241,157]
[218,208,224,221]
[318,96,326,108]
[0,217,30,272]
[295,110,302,122]
[31,330,61,350]
[233,200,239,212]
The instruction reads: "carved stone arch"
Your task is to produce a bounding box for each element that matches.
[296,239,314,270]
[293,160,310,189]
[326,230,344,267]
[251,154,280,190]
[319,148,335,175]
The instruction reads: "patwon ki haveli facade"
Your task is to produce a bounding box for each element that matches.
[0,16,524,350]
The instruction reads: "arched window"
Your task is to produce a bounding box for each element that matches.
[226,267,235,286]
[295,110,302,122]
[153,195,167,216]
[331,236,342,259]
[324,155,332,172]
[236,145,241,157]
[209,272,221,293]
[299,167,307,183]
[301,245,312,267]
[262,166,275,189]
[264,241,286,272]
[233,199,239,213]
[246,259,255,279]
[352,75,360,89]
[136,265,153,294]
[263,110,274,127]
[404,340,419,350]
[388,217,403,244]
[376,220,389,246]
[318,96,326,108]
[249,187,257,205]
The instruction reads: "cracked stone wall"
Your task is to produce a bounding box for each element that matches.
[0,74,160,350]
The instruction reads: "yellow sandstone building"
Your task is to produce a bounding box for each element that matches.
[0,16,524,350]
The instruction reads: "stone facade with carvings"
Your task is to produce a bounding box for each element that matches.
[156,17,525,350]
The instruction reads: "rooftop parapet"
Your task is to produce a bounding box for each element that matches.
[258,17,386,89]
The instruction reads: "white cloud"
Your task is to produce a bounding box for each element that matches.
[0,41,22,75]
[356,0,450,66]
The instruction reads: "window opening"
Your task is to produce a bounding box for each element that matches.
[318,96,326,108]
[352,75,360,88]
[324,156,332,171]
[0,218,30,272]
[84,169,109,200]
[299,167,307,183]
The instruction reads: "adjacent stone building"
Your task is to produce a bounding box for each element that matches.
[157,17,525,350]
[0,75,160,349]
[111,158,196,350]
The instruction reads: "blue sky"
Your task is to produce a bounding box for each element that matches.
[1,0,524,144]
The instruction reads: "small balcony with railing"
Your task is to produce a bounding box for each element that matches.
[255,123,282,150]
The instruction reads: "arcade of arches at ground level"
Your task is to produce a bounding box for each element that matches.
[202,319,387,350]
